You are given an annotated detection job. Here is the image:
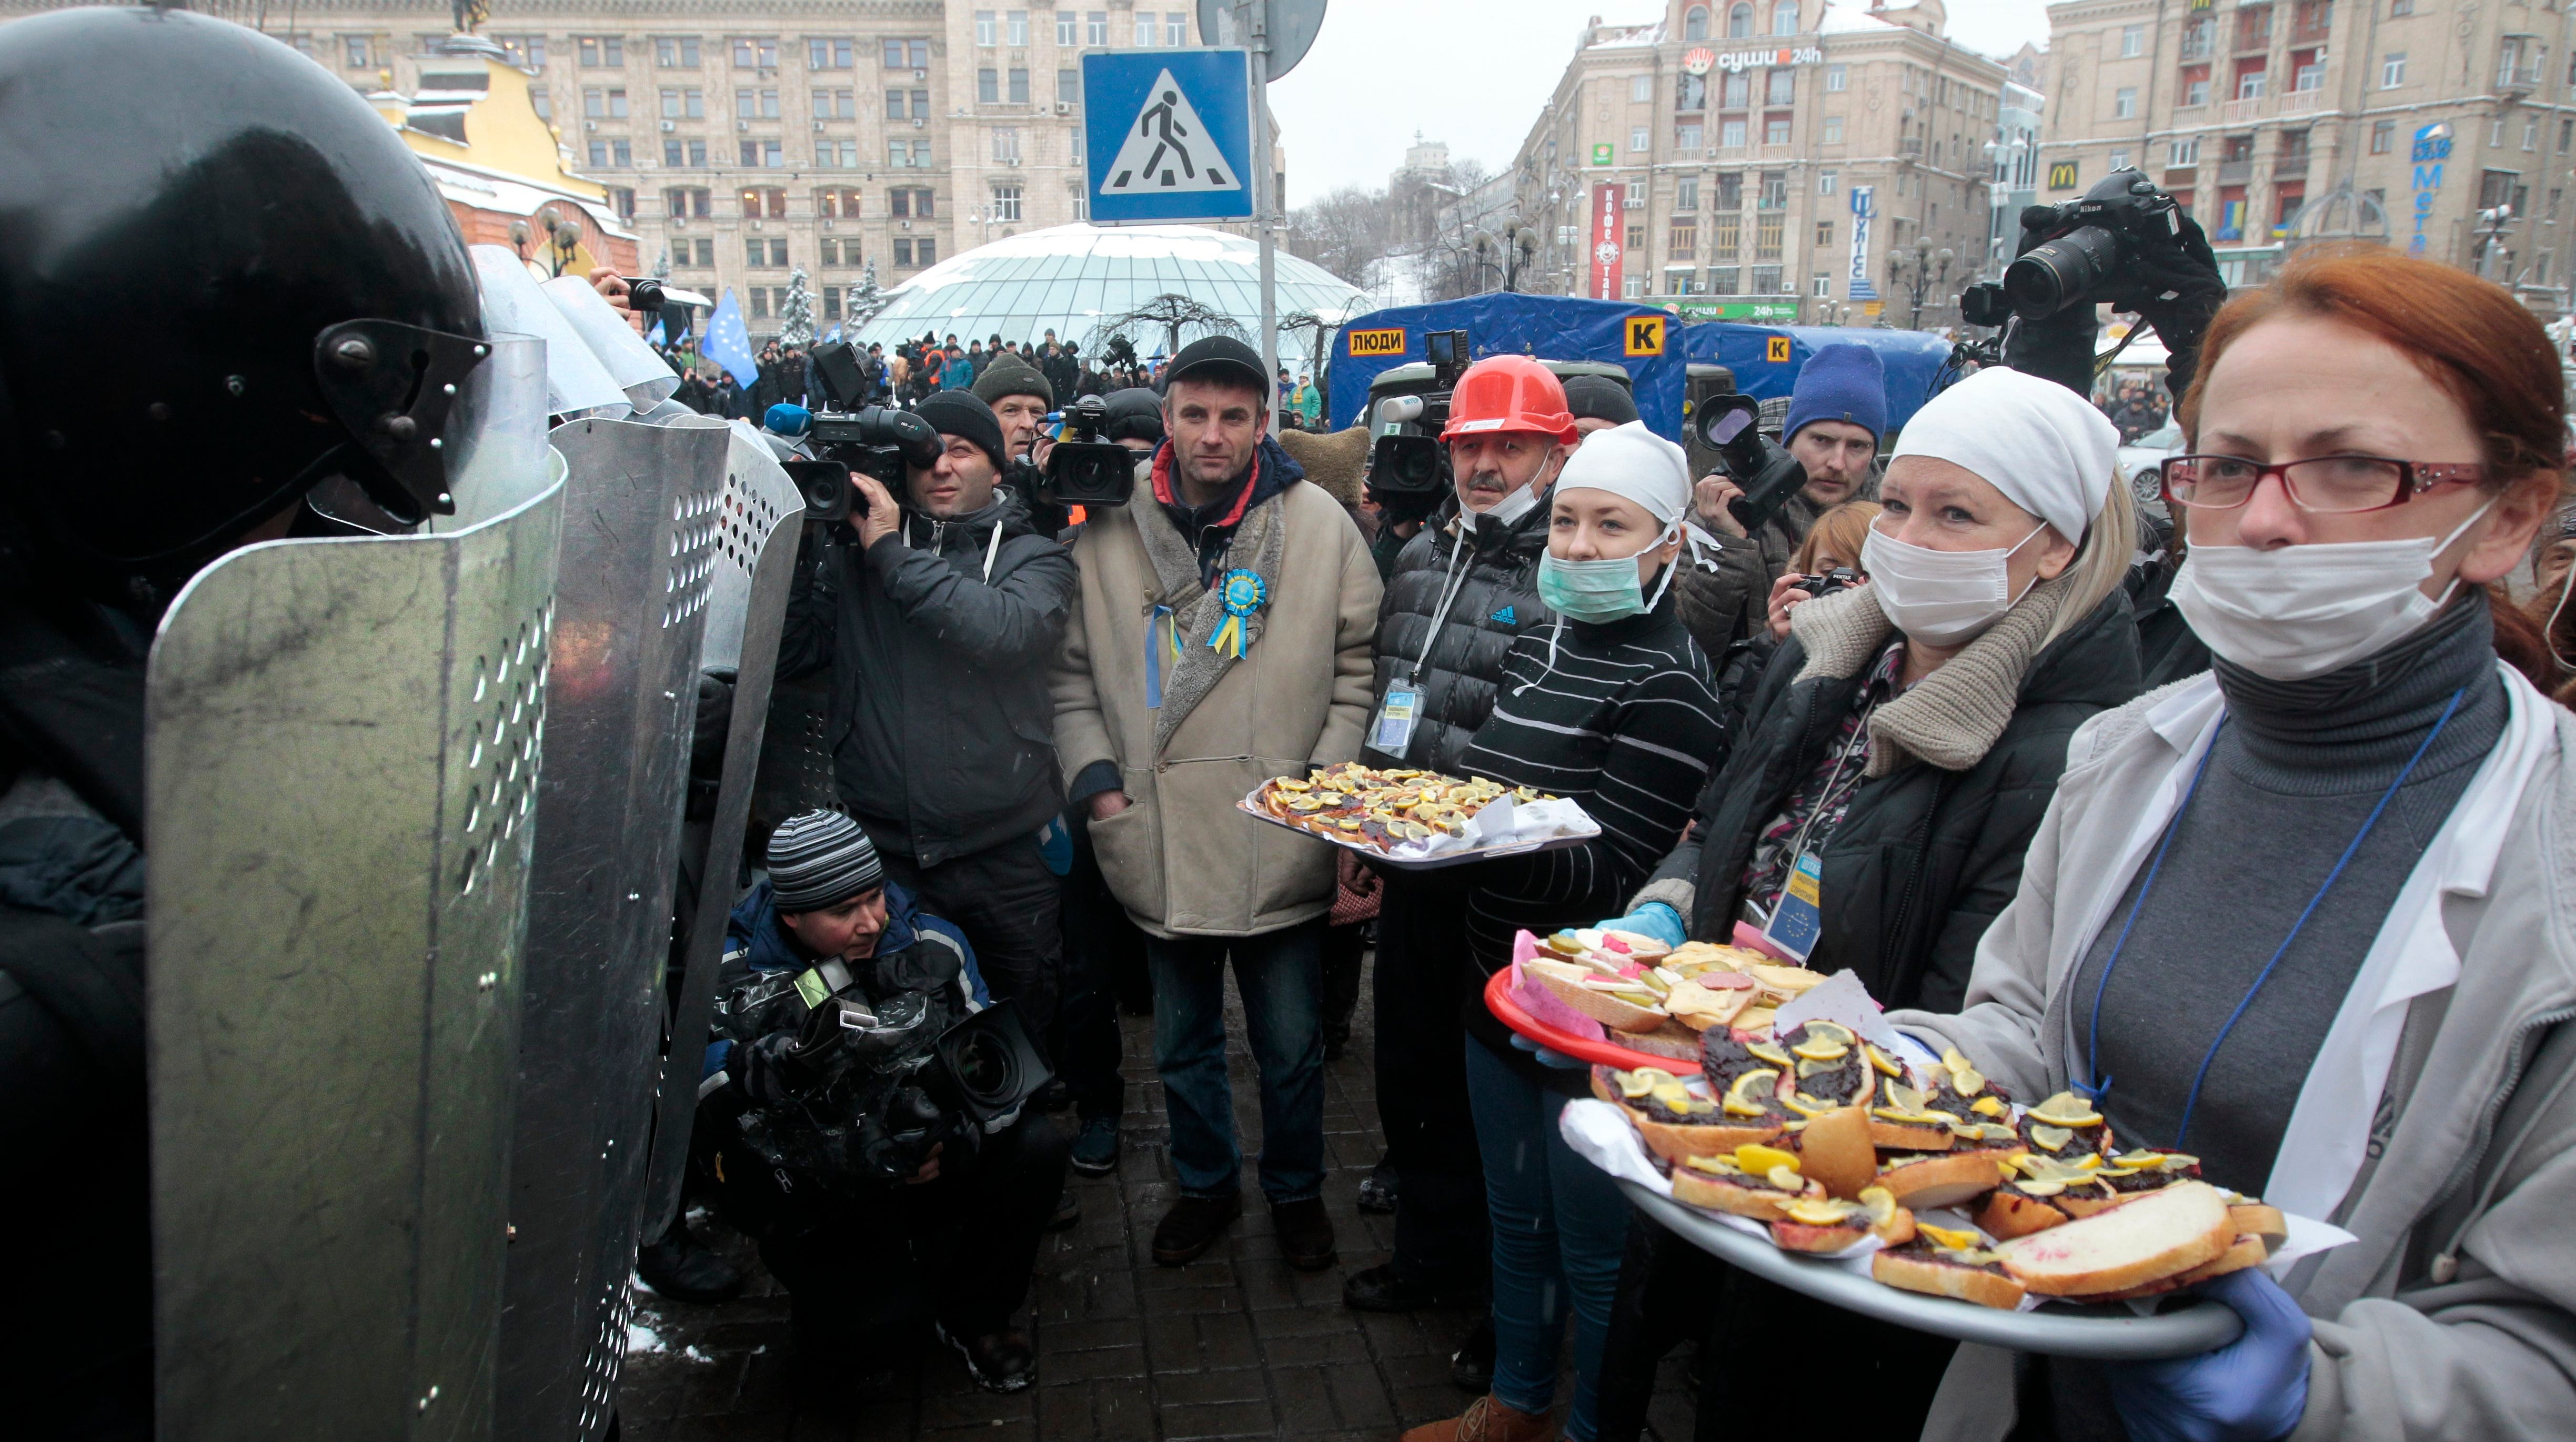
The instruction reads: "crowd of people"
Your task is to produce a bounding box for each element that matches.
[11,18,2576,1436]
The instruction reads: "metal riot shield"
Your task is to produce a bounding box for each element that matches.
[500,415,730,1441]
[636,427,803,1254]
[145,338,565,1442]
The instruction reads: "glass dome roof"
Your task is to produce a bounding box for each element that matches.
[852,223,1367,361]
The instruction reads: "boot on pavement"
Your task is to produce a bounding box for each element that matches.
[1152,1191,1243,1265]
[1398,1394,1555,1442]
[636,1224,743,1304]
[1271,1196,1336,1272]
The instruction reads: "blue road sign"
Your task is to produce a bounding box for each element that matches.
[1083,49,1254,225]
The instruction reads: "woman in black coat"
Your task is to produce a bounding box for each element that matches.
[1592,365,2147,1439]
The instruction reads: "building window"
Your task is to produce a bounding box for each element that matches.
[977,11,998,45]
[1631,126,1650,152]
[1823,115,1844,143]
[991,183,1023,221]
[584,86,629,119]
[1088,12,1110,45]
[1711,264,1741,294]
[2121,24,2144,57]
[2182,64,2211,106]
[2390,0,2413,13]
[2382,52,2407,87]
[1009,11,1031,46]
[1677,122,1704,150]
[1756,213,1784,259]
[1627,222,1645,252]
[577,35,625,67]
[664,87,706,119]
[895,239,916,267]
[2110,149,2130,171]
[979,68,999,103]
[888,187,936,217]
[1813,272,1832,297]
[1632,74,1654,103]
[739,187,787,218]
[750,289,770,319]
[1723,71,1750,107]
[1818,169,1837,194]
[1168,13,1190,45]
[1059,68,1081,104]
[1764,114,1792,145]
[497,34,546,67]
[744,238,789,268]
[990,128,1022,162]
[2170,136,2201,166]
[883,38,931,68]
[1727,3,1753,40]
[1824,63,1846,93]
[1720,117,1747,148]
[2526,116,2542,151]
[815,186,863,218]
[811,37,854,69]
[1766,69,1794,105]
[1135,13,1156,45]
[1815,220,1833,245]
[736,87,780,118]
[738,138,783,167]
[652,36,697,67]
[2368,119,2395,154]
[665,187,711,217]
[1677,177,1700,210]
[730,36,778,69]
[1669,219,1697,259]
[1685,5,1709,41]
[586,140,633,168]
[1773,1,1798,35]
[663,139,707,167]
[1750,264,1782,293]
[1008,68,1030,104]
[812,88,854,119]
[2114,86,2136,119]
[1758,171,1787,208]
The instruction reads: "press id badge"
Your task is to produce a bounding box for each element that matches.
[1760,852,1824,963]
[1370,685,1421,755]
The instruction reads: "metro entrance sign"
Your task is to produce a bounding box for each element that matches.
[1083,49,1256,224]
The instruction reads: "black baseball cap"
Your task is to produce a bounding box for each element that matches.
[1163,335,1269,402]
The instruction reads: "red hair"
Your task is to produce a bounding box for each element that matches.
[2179,244,2567,483]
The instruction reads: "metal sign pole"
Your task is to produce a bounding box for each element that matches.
[1252,0,1277,433]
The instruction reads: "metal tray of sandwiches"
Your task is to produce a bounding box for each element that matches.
[1240,762,1599,871]
[1566,997,2276,1360]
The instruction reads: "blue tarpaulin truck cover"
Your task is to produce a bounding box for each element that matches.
[1680,323,1956,435]
[1327,294,1688,440]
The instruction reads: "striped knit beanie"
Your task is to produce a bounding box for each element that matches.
[767,810,884,912]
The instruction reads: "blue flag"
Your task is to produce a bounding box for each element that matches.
[646,314,667,347]
[824,322,842,342]
[706,288,760,387]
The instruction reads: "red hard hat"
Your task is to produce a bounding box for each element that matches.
[1439,355,1576,443]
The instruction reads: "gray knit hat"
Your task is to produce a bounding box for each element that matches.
[767,810,884,912]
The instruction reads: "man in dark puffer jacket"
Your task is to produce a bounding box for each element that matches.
[1346,356,1575,1320]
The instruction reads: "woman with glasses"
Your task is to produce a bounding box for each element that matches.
[1891,247,2576,1442]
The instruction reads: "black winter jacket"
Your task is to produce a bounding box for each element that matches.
[778,488,1079,868]
[1643,586,2142,1014]
[1363,496,1553,776]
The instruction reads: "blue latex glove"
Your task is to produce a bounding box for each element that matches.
[1508,1032,1587,1070]
[1597,902,1687,951]
[2105,1268,2313,1442]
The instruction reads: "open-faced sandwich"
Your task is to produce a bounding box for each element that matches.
[1870,1221,2029,1310]
[1590,1064,1786,1160]
[1770,1184,1915,1254]
[1255,764,1548,854]
[1995,1179,2237,1297]
[1670,1142,1825,1221]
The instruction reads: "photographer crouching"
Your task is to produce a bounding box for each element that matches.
[700,812,1068,1403]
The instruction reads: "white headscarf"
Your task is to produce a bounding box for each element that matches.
[1890,366,2118,542]
[1555,419,1692,530]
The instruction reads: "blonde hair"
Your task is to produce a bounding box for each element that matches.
[1793,502,1882,575]
[2041,479,2138,647]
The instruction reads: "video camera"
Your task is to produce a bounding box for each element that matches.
[1364,328,1472,525]
[1693,391,1810,536]
[1039,392,1136,508]
[785,408,943,524]
[1970,168,2185,321]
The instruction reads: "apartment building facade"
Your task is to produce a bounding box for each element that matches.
[1509,0,2010,327]
[0,0,1219,340]
[2044,0,2576,302]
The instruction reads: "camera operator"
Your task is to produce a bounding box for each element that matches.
[776,393,1079,1127]
[1995,168,2230,407]
[1676,345,1887,661]
[703,812,1067,1400]
[1348,356,1575,1318]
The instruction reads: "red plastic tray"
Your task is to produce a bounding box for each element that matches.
[1482,967,1704,1075]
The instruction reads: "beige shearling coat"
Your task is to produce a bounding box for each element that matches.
[1051,479,1380,938]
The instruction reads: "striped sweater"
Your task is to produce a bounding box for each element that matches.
[1451,600,1725,1058]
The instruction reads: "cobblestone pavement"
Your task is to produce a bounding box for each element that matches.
[618,957,1697,1441]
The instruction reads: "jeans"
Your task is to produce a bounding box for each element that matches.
[1376,871,1488,1286]
[1465,1035,1628,1442]
[878,834,1063,1038]
[1147,917,1326,1203]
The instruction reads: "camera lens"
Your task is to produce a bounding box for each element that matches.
[2004,224,2126,318]
[950,1030,1018,1102]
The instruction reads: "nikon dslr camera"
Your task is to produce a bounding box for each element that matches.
[1997,168,2183,319]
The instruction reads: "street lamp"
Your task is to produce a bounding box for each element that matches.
[1888,240,1956,329]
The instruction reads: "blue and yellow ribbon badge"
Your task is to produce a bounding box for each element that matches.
[1208,569,1269,659]
[1145,602,1183,708]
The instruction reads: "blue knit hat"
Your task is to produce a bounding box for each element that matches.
[1782,344,1887,445]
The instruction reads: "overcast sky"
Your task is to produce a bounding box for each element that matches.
[1266,0,2052,208]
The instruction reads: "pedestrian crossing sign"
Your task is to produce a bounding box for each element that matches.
[1084,50,1256,224]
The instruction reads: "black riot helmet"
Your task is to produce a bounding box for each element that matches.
[0,7,489,606]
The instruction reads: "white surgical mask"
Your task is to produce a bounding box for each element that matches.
[2168,500,2496,680]
[1860,521,2049,647]
[1467,481,1544,529]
